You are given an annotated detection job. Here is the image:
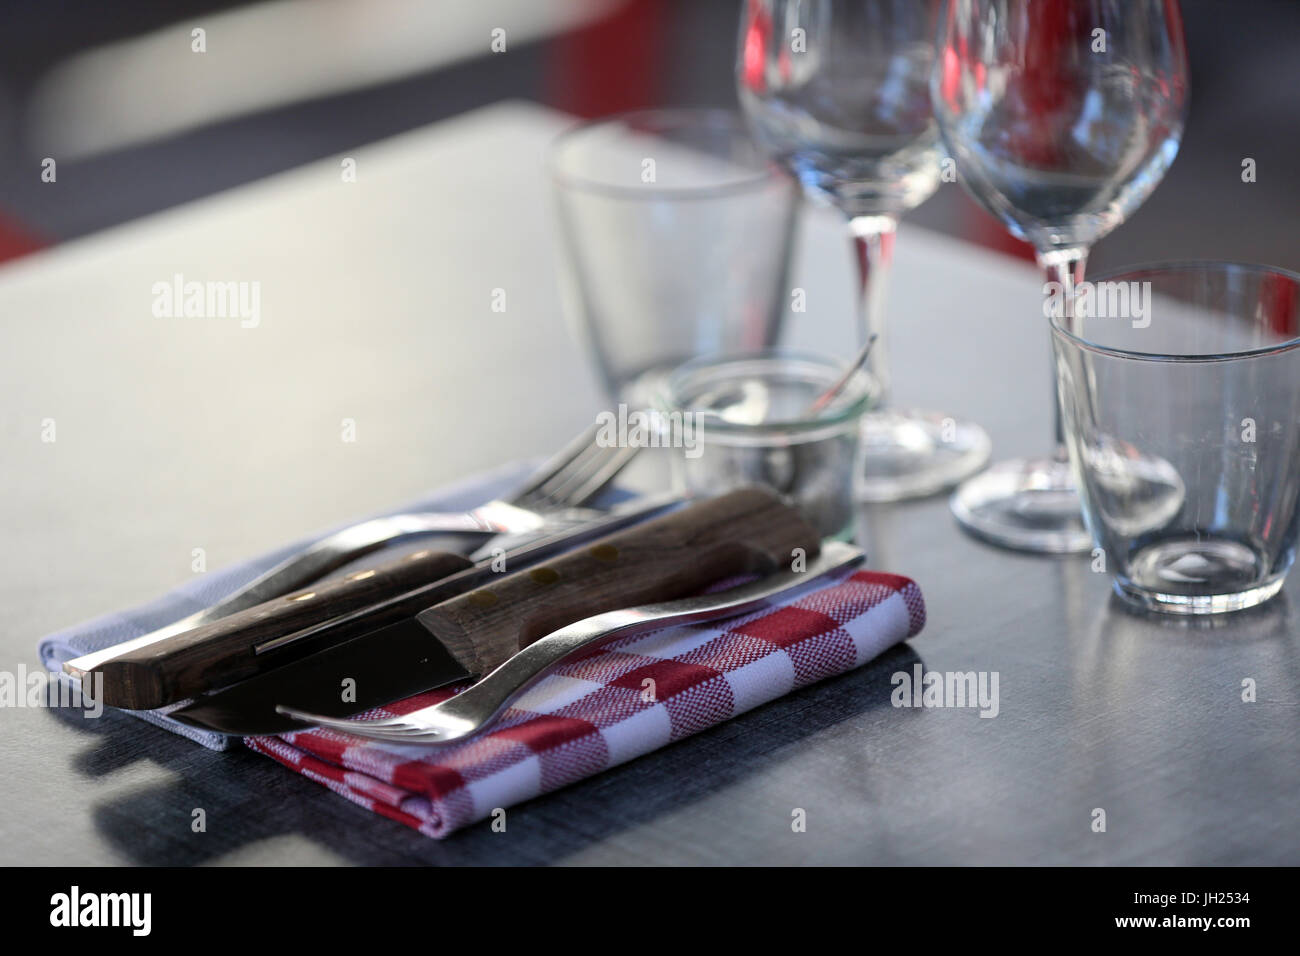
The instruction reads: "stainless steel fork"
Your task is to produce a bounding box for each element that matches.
[277,541,865,745]
[65,423,639,673]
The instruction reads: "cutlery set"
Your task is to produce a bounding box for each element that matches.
[64,426,865,746]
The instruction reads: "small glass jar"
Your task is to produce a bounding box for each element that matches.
[657,351,876,538]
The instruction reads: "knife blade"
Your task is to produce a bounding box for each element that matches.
[63,548,476,679]
[169,487,822,736]
[79,493,683,710]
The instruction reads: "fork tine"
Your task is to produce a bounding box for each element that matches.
[531,439,634,509]
[350,725,446,744]
[274,706,448,743]
[275,706,403,734]
[374,726,443,740]
[343,727,423,742]
[529,438,616,506]
[506,423,601,505]
[510,423,640,511]
[552,443,640,506]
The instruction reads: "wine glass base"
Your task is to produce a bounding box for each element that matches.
[856,409,991,502]
[950,457,1093,553]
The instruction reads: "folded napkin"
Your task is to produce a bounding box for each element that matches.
[245,563,925,839]
[37,461,537,750]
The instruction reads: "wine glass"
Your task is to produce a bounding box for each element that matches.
[932,0,1190,551]
[737,0,991,502]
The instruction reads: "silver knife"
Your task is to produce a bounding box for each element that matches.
[70,493,685,706]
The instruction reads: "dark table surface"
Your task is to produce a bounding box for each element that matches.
[1,103,1295,865]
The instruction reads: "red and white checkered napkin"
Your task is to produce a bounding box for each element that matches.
[245,568,926,839]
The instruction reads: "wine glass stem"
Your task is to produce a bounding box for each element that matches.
[848,215,898,407]
[1038,247,1089,463]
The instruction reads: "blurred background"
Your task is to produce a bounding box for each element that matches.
[0,0,1295,270]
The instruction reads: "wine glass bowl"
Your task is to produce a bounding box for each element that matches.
[740,1,944,218]
[933,0,1189,252]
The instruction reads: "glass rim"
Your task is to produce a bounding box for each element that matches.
[659,349,877,435]
[549,107,786,201]
[1049,259,1300,364]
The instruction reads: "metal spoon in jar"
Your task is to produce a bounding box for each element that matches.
[806,334,878,416]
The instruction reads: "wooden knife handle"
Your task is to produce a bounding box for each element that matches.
[419,487,821,678]
[96,548,473,710]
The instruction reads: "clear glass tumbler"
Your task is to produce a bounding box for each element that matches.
[1052,262,1300,614]
[658,351,875,538]
[551,108,800,407]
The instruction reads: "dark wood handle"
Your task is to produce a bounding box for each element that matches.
[420,487,821,678]
[97,548,473,710]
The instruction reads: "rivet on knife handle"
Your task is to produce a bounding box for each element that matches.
[417,486,822,679]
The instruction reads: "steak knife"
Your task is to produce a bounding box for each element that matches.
[63,549,475,681]
[169,487,822,736]
[76,493,682,710]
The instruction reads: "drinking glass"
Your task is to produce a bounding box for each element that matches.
[737,0,991,502]
[551,108,800,407]
[1052,262,1300,613]
[933,0,1189,551]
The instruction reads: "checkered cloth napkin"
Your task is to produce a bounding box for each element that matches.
[244,562,925,839]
